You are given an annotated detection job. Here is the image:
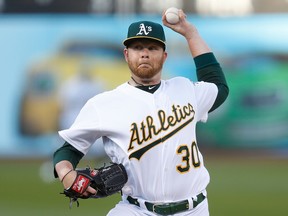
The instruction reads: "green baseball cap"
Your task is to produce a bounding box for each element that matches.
[123,21,166,49]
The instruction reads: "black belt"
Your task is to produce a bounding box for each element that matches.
[127,193,206,215]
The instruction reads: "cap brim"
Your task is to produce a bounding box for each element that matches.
[123,36,166,47]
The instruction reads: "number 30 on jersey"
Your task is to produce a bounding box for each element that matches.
[176,141,201,173]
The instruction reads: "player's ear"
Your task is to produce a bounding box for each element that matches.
[163,51,168,63]
[123,48,129,62]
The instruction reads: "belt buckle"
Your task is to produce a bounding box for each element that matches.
[152,202,172,215]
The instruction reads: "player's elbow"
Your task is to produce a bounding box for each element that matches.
[209,84,229,113]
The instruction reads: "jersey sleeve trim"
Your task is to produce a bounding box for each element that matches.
[195,53,229,112]
[53,142,84,178]
[194,52,219,70]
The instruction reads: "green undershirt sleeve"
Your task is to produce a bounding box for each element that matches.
[53,142,84,178]
[194,52,229,112]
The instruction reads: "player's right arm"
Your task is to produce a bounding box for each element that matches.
[53,142,84,178]
[55,160,76,189]
[53,142,97,195]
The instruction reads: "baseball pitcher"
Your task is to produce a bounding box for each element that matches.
[53,9,229,216]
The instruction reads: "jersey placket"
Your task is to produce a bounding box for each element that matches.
[153,91,171,199]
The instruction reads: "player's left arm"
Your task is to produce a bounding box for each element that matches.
[163,9,229,112]
[194,53,229,112]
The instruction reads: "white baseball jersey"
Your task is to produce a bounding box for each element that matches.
[59,77,218,202]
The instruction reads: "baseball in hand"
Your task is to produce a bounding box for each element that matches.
[165,7,180,24]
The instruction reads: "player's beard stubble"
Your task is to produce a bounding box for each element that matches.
[127,56,165,81]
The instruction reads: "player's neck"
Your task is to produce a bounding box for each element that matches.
[135,82,161,93]
[129,76,160,87]
[128,77,161,94]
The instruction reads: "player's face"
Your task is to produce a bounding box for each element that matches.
[124,39,167,80]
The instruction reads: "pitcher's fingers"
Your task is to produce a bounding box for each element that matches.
[86,186,97,195]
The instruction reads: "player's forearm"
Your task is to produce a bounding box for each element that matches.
[53,142,84,178]
[184,26,211,58]
[55,160,74,181]
[163,9,211,57]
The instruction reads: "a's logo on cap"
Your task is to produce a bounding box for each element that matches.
[136,23,152,36]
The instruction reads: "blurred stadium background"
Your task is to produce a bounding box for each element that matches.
[0,0,288,215]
